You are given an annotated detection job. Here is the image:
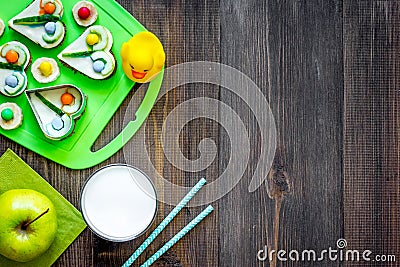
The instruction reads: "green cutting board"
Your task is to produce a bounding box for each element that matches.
[0,0,163,169]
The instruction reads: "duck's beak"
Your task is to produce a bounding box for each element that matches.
[132,70,147,79]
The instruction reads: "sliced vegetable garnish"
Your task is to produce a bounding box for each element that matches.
[1,45,27,66]
[62,51,93,57]
[4,72,25,95]
[13,14,60,25]
[42,21,64,44]
[35,91,65,117]
[0,62,24,71]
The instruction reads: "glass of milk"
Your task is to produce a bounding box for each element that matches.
[80,164,158,242]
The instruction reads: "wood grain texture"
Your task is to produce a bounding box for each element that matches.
[219,0,344,266]
[92,0,220,266]
[344,1,400,266]
[0,0,398,266]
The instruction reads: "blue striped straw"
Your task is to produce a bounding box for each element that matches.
[140,205,214,267]
[122,178,206,267]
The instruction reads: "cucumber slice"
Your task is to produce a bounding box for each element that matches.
[90,51,114,76]
[1,44,27,66]
[90,26,108,51]
[13,14,60,25]
[42,21,64,44]
[34,91,64,117]
[3,72,25,95]
[62,50,92,57]
[0,62,23,71]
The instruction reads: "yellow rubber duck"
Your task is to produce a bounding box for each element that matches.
[121,31,165,83]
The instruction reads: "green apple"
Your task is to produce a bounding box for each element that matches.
[0,189,57,262]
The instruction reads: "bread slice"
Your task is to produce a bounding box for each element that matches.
[57,25,116,80]
[8,0,66,49]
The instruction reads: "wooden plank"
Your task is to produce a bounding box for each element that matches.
[96,0,221,266]
[219,0,344,266]
[343,1,400,266]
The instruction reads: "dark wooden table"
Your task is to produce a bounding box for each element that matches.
[1,0,399,266]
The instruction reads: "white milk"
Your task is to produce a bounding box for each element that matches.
[80,165,157,241]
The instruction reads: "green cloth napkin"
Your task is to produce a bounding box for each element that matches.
[0,149,86,267]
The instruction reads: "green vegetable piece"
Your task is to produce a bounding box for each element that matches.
[1,44,27,66]
[4,73,25,96]
[62,51,93,57]
[13,14,60,25]
[90,26,108,51]
[42,21,64,44]
[34,92,65,117]
[0,62,23,71]
[90,51,114,76]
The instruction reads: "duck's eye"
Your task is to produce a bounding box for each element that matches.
[144,70,148,72]
[130,65,135,69]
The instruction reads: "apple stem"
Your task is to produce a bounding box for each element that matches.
[22,208,49,229]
